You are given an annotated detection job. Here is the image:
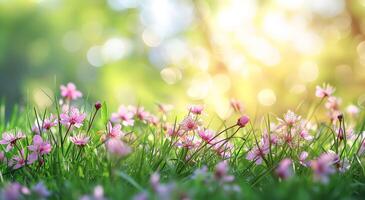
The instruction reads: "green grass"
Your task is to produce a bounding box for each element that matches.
[0,94,365,200]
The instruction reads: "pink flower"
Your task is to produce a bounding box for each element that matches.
[42,114,58,130]
[299,130,313,141]
[133,106,150,121]
[299,151,309,167]
[230,98,244,113]
[157,103,173,114]
[105,139,131,157]
[111,105,135,126]
[176,135,201,149]
[146,115,159,126]
[28,135,52,162]
[214,161,234,183]
[315,84,335,98]
[198,128,215,143]
[0,131,25,152]
[188,104,204,115]
[311,152,339,183]
[1,182,29,200]
[70,134,90,147]
[9,149,30,169]
[346,104,359,117]
[180,116,199,131]
[166,125,183,137]
[279,110,301,127]
[60,82,82,101]
[237,115,250,127]
[325,96,341,111]
[106,122,124,139]
[276,158,293,179]
[246,140,269,165]
[60,107,86,128]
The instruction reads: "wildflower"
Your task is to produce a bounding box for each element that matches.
[325,96,341,111]
[9,149,29,169]
[299,151,309,167]
[94,101,102,110]
[237,115,250,127]
[42,114,58,131]
[337,159,350,173]
[28,135,52,162]
[31,182,51,198]
[105,139,131,157]
[70,134,90,147]
[166,125,183,137]
[106,122,124,139]
[315,84,335,98]
[276,158,293,180]
[311,151,339,183]
[246,140,269,165]
[111,105,135,126]
[176,135,201,149]
[188,104,204,115]
[0,131,25,152]
[299,130,313,141]
[60,107,86,128]
[133,106,150,121]
[105,123,131,156]
[212,140,234,159]
[230,98,244,113]
[60,82,82,101]
[1,182,29,200]
[214,161,234,183]
[146,115,159,126]
[180,116,199,131]
[198,128,215,143]
[279,110,301,127]
[346,104,359,117]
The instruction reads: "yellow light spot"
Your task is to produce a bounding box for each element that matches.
[258,89,276,106]
[298,61,318,82]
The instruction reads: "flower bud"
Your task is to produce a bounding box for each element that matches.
[95,101,102,110]
[237,115,250,127]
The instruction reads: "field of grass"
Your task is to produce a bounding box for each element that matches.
[0,83,365,200]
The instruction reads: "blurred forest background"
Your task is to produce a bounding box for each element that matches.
[1,0,365,118]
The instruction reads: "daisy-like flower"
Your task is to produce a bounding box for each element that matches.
[325,96,341,111]
[60,107,86,128]
[42,114,58,131]
[311,151,339,183]
[213,140,234,159]
[110,105,135,126]
[180,116,199,132]
[28,135,52,162]
[188,104,204,115]
[0,131,25,152]
[280,110,301,127]
[166,125,183,137]
[230,98,244,113]
[315,83,335,98]
[133,106,150,121]
[176,135,201,149]
[106,122,124,139]
[214,161,234,183]
[276,158,293,180]
[246,139,269,165]
[299,129,313,141]
[9,149,31,169]
[60,82,82,101]
[70,134,90,147]
[198,128,215,143]
[105,122,131,156]
[299,151,309,167]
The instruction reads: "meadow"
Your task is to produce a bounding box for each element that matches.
[0,82,364,200]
